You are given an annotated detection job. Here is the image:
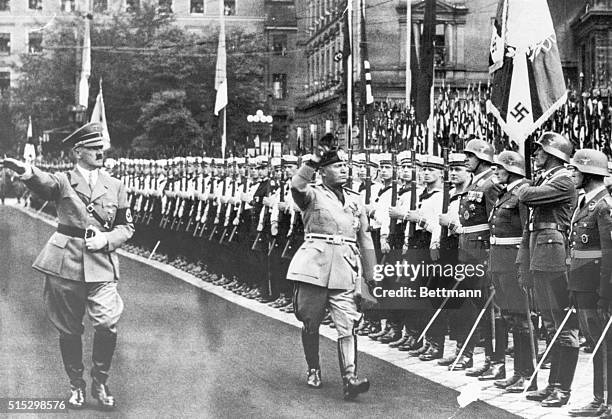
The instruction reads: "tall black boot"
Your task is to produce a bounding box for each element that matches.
[91,329,117,384]
[496,330,521,389]
[59,333,85,389]
[302,327,321,388]
[337,335,369,400]
[541,346,578,407]
[91,329,117,410]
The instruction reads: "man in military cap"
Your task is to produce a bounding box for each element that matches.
[3,122,134,410]
[435,153,474,367]
[563,149,612,417]
[487,151,535,392]
[517,132,578,407]
[390,155,445,359]
[288,139,376,400]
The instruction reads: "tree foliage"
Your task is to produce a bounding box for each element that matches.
[8,5,265,157]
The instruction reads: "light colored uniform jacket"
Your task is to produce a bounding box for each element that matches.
[287,165,376,291]
[24,166,134,283]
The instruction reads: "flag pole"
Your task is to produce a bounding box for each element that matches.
[405,0,411,108]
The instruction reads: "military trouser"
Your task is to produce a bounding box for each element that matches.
[573,291,612,402]
[44,276,123,387]
[532,271,579,391]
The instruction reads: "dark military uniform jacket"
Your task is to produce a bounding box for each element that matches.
[488,179,529,273]
[458,168,502,262]
[24,166,134,283]
[517,165,576,273]
[567,186,612,299]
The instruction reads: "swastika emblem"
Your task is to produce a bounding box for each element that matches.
[510,102,530,122]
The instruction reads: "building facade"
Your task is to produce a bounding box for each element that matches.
[292,0,611,150]
[0,0,299,149]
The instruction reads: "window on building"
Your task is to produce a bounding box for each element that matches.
[434,34,445,67]
[273,73,287,100]
[0,72,9,98]
[93,0,107,12]
[224,0,235,15]
[158,0,172,13]
[28,32,43,54]
[272,34,287,56]
[0,0,10,11]
[190,0,203,13]
[28,0,42,10]
[0,33,9,55]
[60,0,74,12]
[126,0,138,11]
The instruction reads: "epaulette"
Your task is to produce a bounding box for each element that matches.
[343,186,359,195]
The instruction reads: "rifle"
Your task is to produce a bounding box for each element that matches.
[219,158,238,244]
[185,168,202,233]
[407,115,418,242]
[196,167,216,237]
[144,169,159,225]
[228,156,249,243]
[209,159,228,241]
[159,166,175,228]
[440,145,451,241]
[267,163,285,256]
[381,113,399,266]
[252,155,273,252]
[170,169,186,231]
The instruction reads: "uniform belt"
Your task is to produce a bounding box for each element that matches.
[529,222,566,232]
[57,224,86,238]
[570,249,602,259]
[490,236,522,245]
[461,224,489,234]
[305,233,357,245]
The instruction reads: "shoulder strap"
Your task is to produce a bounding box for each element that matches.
[66,171,112,230]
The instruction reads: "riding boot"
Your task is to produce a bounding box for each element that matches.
[337,335,370,400]
[59,333,85,389]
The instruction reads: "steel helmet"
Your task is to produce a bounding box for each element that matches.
[533,132,573,163]
[464,139,495,164]
[568,149,610,177]
[494,150,526,177]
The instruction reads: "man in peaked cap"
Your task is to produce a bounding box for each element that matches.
[3,121,134,410]
[288,141,376,399]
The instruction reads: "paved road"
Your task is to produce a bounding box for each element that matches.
[0,205,519,418]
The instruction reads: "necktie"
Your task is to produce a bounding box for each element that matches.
[89,171,95,192]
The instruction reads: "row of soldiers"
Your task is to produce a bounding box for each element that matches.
[34,134,612,416]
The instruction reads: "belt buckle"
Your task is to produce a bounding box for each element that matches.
[490,236,496,245]
[332,236,342,245]
[86,203,95,213]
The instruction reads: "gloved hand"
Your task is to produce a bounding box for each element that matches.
[2,158,27,175]
[380,236,390,254]
[85,226,109,252]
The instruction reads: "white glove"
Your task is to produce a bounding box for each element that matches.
[85,226,109,252]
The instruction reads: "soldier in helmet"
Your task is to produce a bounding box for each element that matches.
[517,132,579,407]
[487,151,536,393]
[446,138,503,376]
[564,149,612,417]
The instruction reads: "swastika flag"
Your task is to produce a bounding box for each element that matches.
[487,0,566,155]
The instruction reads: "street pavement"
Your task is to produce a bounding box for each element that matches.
[0,203,543,418]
